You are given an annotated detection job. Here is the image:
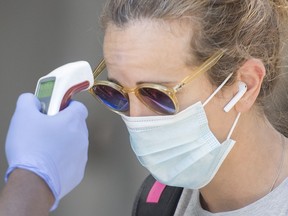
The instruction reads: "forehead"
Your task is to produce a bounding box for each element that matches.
[103,19,194,62]
[102,20,196,84]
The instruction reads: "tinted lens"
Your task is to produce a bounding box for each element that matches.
[138,87,176,115]
[92,85,128,112]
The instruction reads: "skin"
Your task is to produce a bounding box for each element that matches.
[103,19,288,212]
[0,169,54,216]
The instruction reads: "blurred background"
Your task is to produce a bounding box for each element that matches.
[0,1,148,215]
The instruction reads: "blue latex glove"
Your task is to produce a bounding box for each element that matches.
[5,93,89,210]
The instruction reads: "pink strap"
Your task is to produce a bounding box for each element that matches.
[146,181,166,203]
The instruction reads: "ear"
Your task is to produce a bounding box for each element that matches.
[234,58,266,113]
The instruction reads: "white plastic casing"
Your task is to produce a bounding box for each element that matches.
[224,81,247,113]
[35,61,94,115]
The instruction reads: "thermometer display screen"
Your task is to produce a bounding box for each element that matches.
[37,78,55,98]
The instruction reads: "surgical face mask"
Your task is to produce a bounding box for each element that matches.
[121,73,241,189]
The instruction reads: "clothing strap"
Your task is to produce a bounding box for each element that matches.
[132,175,183,216]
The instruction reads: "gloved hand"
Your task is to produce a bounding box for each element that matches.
[5,93,89,210]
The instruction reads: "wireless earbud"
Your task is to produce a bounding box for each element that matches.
[224,81,247,112]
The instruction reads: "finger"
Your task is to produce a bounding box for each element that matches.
[63,100,88,120]
[16,93,42,112]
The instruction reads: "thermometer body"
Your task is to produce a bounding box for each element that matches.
[35,61,94,115]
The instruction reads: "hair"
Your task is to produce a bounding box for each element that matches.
[100,0,288,136]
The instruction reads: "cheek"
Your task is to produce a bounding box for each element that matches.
[177,76,214,111]
[204,95,239,142]
[177,88,199,111]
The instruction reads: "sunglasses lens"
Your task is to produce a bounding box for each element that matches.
[138,87,176,115]
[92,85,128,112]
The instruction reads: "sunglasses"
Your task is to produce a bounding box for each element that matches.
[89,50,225,115]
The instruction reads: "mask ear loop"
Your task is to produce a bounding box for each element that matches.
[226,112,241,140]
[203,73,233,107]
[202,73,240,140]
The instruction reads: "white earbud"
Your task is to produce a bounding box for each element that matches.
[224,81,247,112]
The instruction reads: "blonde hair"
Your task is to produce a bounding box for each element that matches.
[101,0,288,136]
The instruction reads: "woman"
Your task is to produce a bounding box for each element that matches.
[4,0,288,215]
[89,0,288,214]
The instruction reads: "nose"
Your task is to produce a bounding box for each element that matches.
[128,93,156,117]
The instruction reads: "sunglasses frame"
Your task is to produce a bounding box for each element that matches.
[89,50,225,115]
[91,80,178,115]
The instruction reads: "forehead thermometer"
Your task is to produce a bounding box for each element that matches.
[35,61,94,115]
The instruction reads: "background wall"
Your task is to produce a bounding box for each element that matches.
[0,1,148,215]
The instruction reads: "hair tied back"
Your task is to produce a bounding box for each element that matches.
[270,0,288,9]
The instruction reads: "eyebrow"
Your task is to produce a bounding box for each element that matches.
[107,76,176,87]
[107,77,121,85]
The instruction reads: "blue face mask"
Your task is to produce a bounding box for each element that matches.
[121,73,241,189]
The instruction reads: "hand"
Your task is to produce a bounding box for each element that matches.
[5,93,89,210]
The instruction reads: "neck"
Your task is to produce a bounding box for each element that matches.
[199,113,288,213]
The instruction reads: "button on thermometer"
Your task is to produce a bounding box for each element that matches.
[35,61,94,115]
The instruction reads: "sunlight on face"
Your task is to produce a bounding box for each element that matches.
[103,19,211,116]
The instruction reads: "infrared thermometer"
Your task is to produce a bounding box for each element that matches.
[35,61,94,115]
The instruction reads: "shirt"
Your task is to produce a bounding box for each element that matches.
[174,178,288,216]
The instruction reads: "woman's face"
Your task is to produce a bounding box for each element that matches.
[103,20,237,141]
